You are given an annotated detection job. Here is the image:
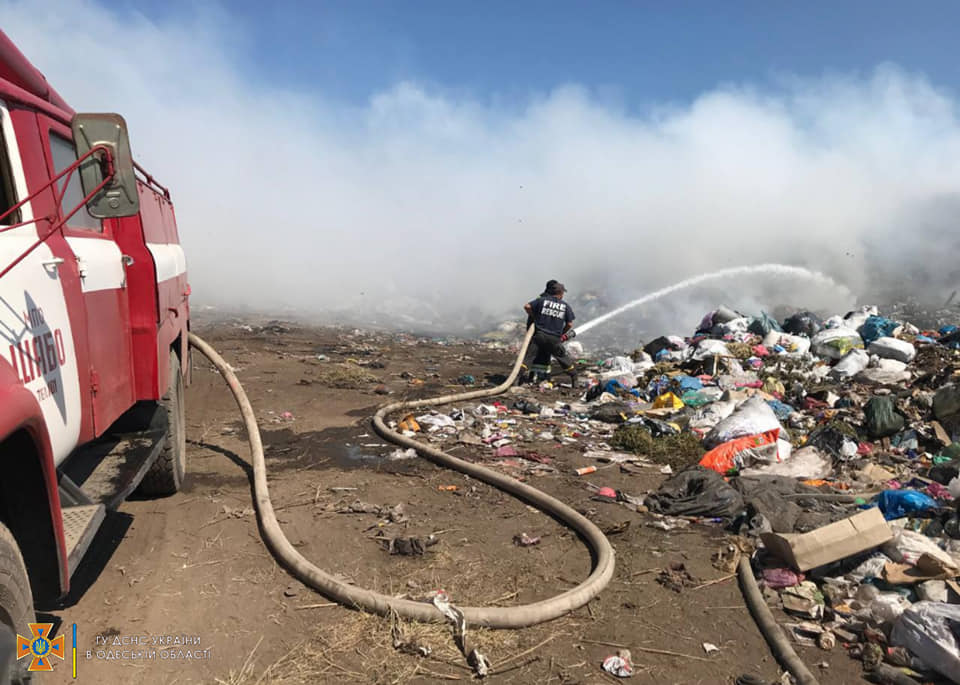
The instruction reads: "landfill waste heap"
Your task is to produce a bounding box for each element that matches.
[394,303,960,684]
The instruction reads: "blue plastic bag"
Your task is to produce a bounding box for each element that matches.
[875,490,938,520]
[766,399,795,420]
[674,375,703,392]
[603,379,640,398]
[859,316,899,345]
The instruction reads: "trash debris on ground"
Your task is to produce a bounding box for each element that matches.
[601,649,634,677]
[382,299,960,682]
[513,532,541,546]
[378,534,438,556]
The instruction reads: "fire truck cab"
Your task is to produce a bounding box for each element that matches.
[0,31,189,679]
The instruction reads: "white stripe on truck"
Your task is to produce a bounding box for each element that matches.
[146,242,186,282]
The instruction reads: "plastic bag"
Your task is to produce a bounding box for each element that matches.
[876,490,938,520]
[699,429,780,475]
[857,361,911,385]
[868,337,916,363]
[811,327,864,360]
[691,339,729,361]
[782,310,823,338]
[653,392,684,410]
[863,396,905,439]
[766,399,794,420]
[646,466,745,518]
[741,446,831,479]
[689,400,736,431]
[602,356,635,374]
[719,317,752,337]
[844,306,879,331]
[681,390,717,408]
[831,349,869,379]
[748,311,783,337]
[847,553,892,582]
[883,529,958,568]
[890,602,960,682]
[869,593,911,625]
[933,385,960,420]
[704,396,784,449]
[859,316,900,345]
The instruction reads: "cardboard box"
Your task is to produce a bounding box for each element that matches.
[761,507,893,572]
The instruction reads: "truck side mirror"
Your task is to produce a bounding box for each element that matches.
[71,113,140,218]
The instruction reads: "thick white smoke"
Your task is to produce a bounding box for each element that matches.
[3,1,959,335]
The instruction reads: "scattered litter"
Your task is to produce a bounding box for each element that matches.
[513,532,541,547]
[657,562,698,592]
[379,535,438,556]
[601,650,634,678]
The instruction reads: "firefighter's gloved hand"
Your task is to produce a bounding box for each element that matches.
[561,329,576,342]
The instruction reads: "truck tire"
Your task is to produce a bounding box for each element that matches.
[138,350,186,496]
[0,523,35,684]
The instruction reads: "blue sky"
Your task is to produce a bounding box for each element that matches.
[127,0,958,109]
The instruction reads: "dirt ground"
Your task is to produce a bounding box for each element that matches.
[46,317,871,684]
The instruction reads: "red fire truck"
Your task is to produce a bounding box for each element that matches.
[0,30,189,679]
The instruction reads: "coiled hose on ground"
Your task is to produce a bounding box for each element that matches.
[189,329,818,682]
[188,328,616,628]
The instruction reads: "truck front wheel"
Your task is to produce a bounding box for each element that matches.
[138,350,187,496]
[0,523,35,684]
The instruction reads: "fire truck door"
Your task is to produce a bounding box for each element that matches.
[0,102,83,463]
[44,123,135,434]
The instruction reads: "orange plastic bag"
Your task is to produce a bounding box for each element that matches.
[699,429,780,475]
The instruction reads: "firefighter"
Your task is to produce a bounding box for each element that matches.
[519,280,577,386]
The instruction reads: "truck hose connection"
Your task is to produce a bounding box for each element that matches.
[188,329,616,628]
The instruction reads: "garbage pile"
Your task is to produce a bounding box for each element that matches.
[574,304,960,683]
[387,303,960,682]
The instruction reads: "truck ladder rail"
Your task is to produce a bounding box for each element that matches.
[0,143,115,281]
[132,161,170,200]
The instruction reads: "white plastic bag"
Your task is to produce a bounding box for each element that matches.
[689,400,736,431]
[720,317,751,337]
[417,414,457,431]
[917,580,948,603]
[703,396,784,449]
[691,339,730,361]
[843,306,879,331]
[741,446,831,479]
[846,553,892,582]
[857,358,911,384]
[823,315,844,329]
[868,337,916,363]
[831,349,869,379]
[882,529,958,568]
[602,356,635,374]
[811,327,864,361]
[869,593,911,625]
[891,602,960,683]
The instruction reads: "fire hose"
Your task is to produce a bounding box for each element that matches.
[188,328,616,628]
[189,329,817,684]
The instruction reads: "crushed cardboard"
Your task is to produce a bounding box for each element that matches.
[761,508,894,572]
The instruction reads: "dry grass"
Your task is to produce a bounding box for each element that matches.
[314,363,381,389]
[227,610,532,685]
